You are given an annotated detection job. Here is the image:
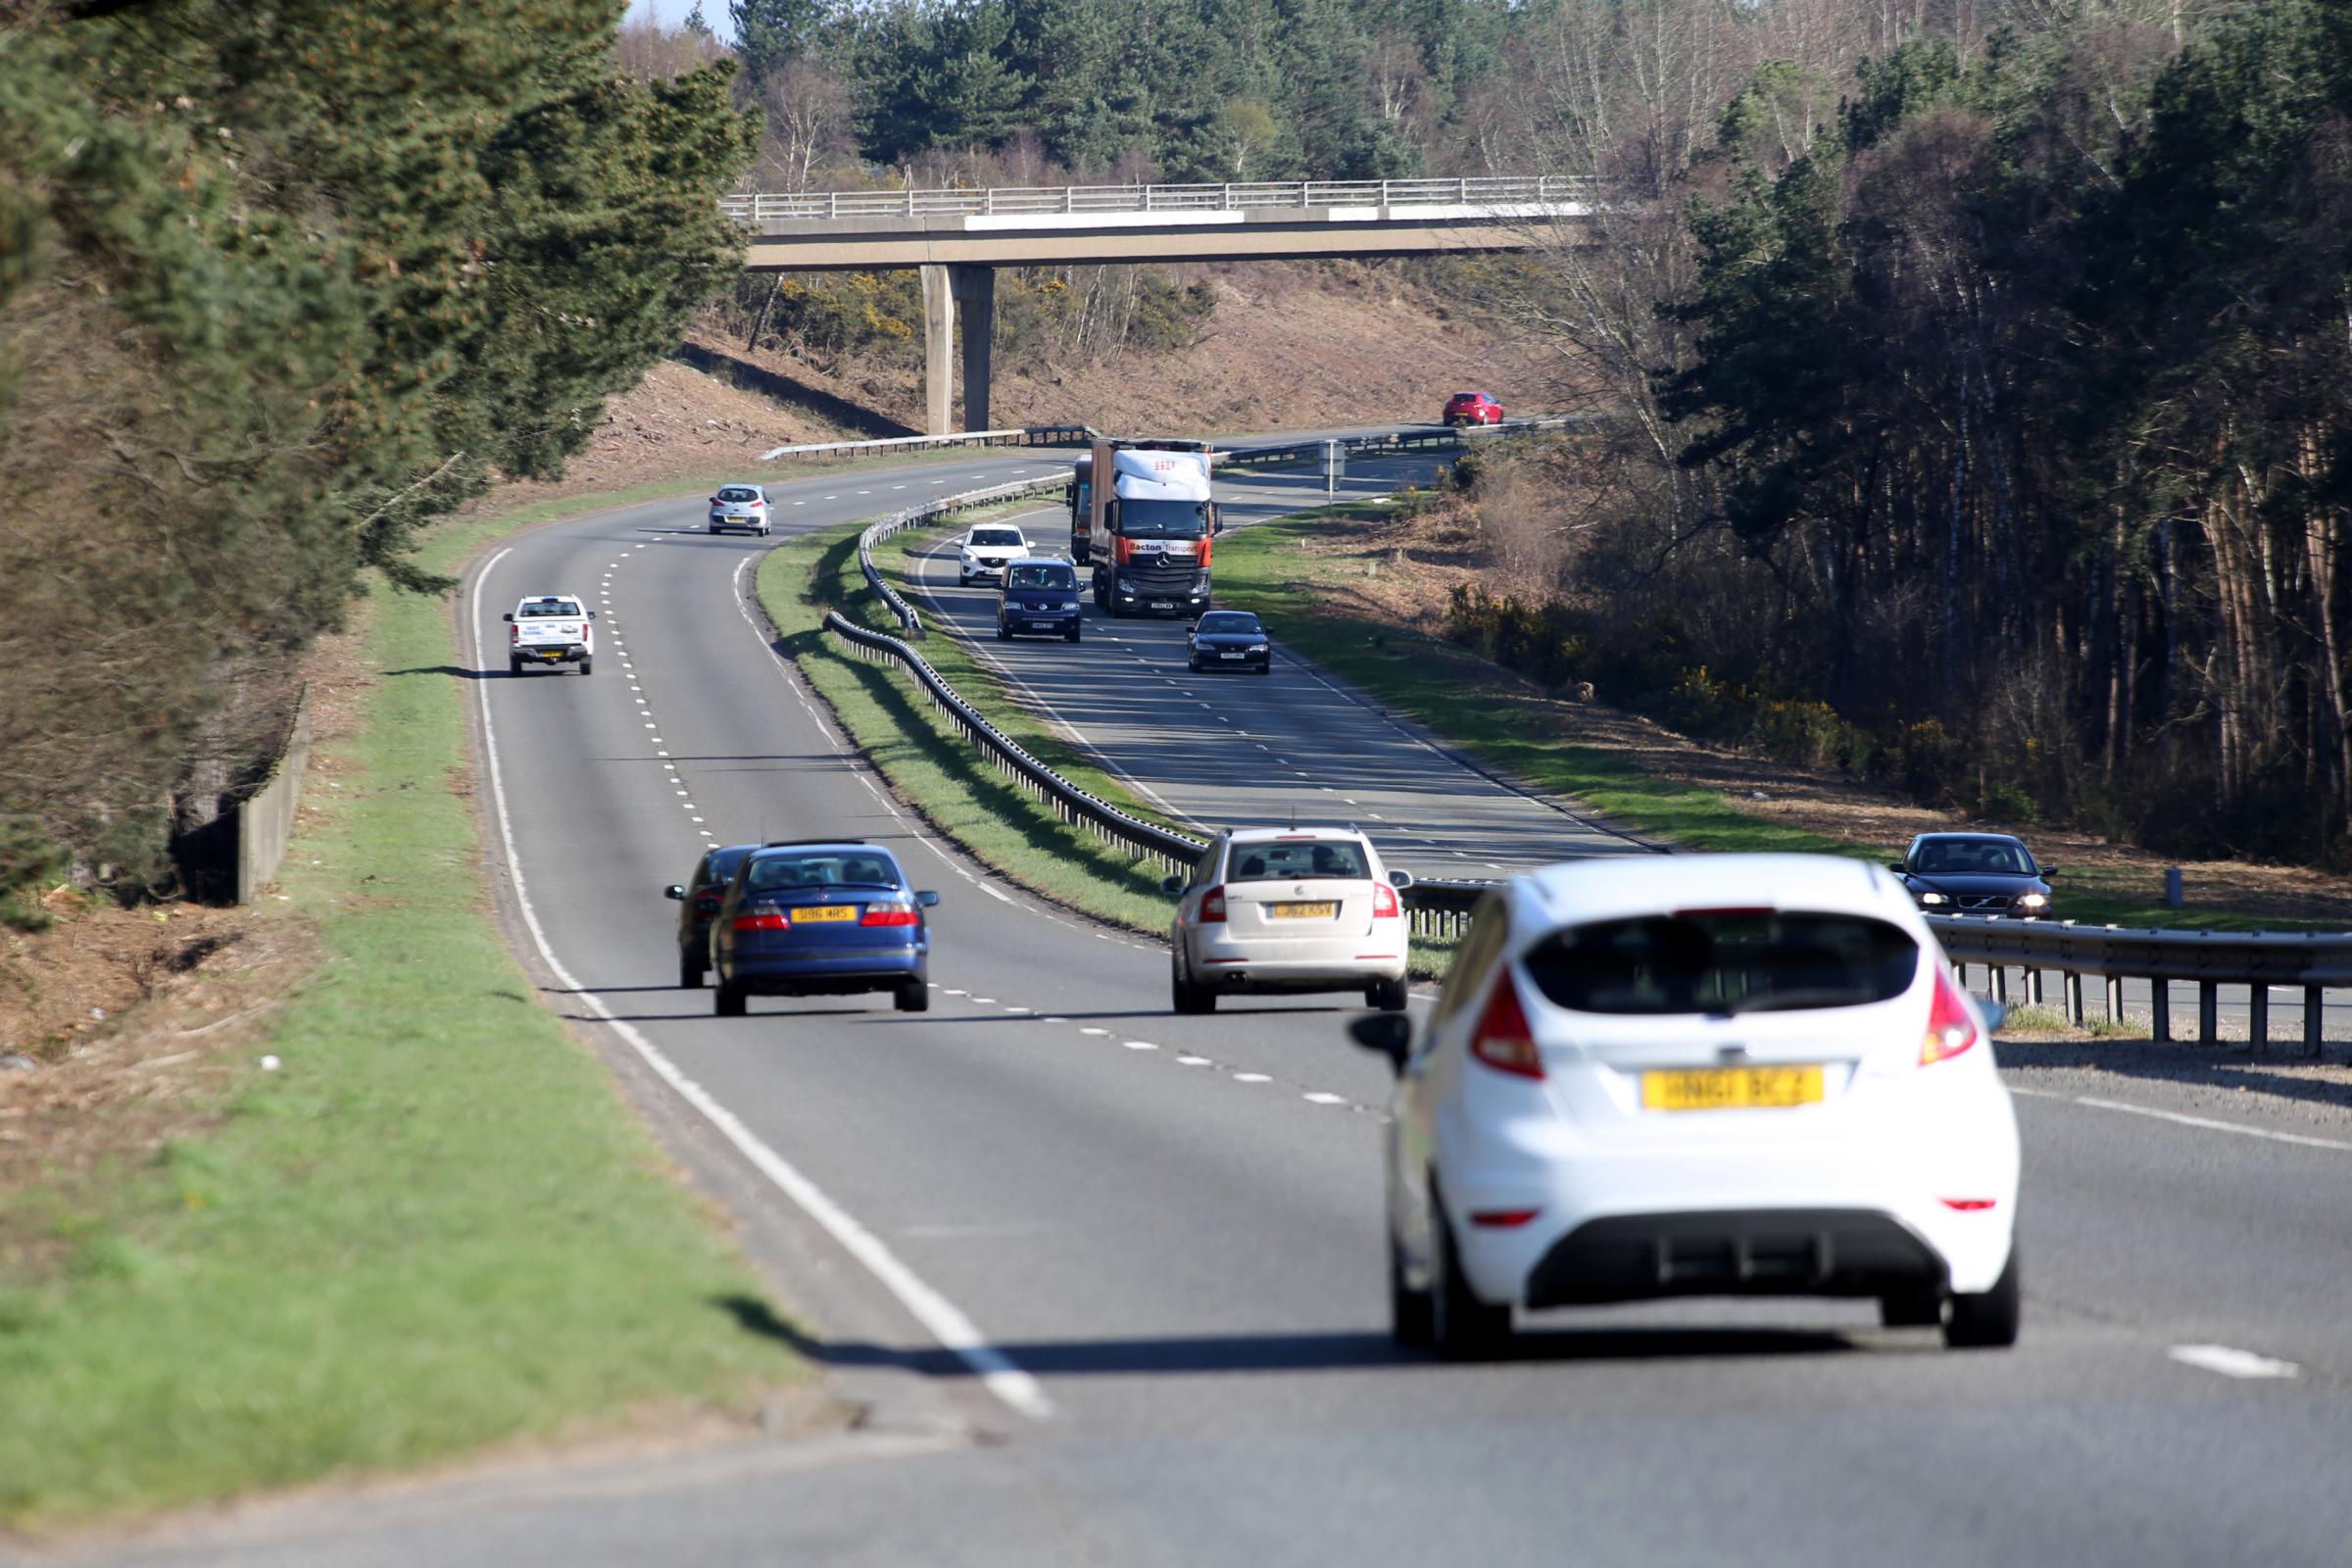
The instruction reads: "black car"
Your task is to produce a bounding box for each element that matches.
[664,843,761,989]
[1891,833,2058,916]
[1186,610,1271,674]
[998,558,1083,642]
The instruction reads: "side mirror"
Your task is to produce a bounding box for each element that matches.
[1978,1001,2008,1035]
[709,494,718,503]
[1388,868,1414,890]
[1348,1012,1412,1075]
[915,890,941,907]
[586,610,598,619]
[1886,861,1907,874]
[663,884,686,900]
[502,612,514,622]
[2040,866,2061,878]
[1160,874,1186,896]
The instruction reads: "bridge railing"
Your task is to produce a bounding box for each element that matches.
[721,175,1595,226]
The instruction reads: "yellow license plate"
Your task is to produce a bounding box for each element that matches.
[1268,902,1338,919]
[794,906,856,923]
[1642,1065,1825,1111]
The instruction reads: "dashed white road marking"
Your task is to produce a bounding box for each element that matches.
[1079,1027,1108,1037]
[2010,1087,2352,1153]
[2170,1345,2299,1380]
[1121,1040,1158,1052]
[1302,1092,1348,1106]
[1232,1072,1272,1084]
[1175,1054,1210,1066]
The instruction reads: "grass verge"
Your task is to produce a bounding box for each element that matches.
[0,499,793,1530]
[1211,509,2337,933]
[757,518,1461,977]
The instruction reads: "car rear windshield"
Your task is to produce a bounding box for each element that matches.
[745,853,903,892]
[970,528,1023,547]
[1912,839,2034,874]
[1226,841,1369,882]
[1007,564,1075,589]
[716,486,760,503]
[1196,612,1260,634]
[1520,911,1919,1015]
[518,600,581,617]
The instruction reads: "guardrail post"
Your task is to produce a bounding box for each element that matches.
[2105,974,2124,1026]
[2065,970,2085,1026]
[2249,983,2269,1051]
[2026,967,2045,1005]
[1991,965,2009,1004]
[2198,982,2219,1044]
[2306,986,2325,1055]
[2151,980,2171,1043]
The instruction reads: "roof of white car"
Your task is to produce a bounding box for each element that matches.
[1227,825,1374,845]
[1515,854,1906,926]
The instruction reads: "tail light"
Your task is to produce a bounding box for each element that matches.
[1371,881,1400,919]
[732,908,789,932]
[508,624,518,645]
[1920,968,1980,1065]
[859,902,921,926]
[1198,886,1226,923]
[1469,969,1544,1079]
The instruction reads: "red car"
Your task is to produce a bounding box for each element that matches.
[1443,390,1504,426]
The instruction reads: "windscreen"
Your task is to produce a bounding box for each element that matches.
[519,599,580,617]
[969,528,1024,548]
[1225,841,1370,883]
[1007,564,1074,590]
[745,852,903,893]
[1119,499,1210,540]
[1914,839,2034,874]
[716,486,760,503]
[1520,911,1919,1015]
[1196,612,1259,635]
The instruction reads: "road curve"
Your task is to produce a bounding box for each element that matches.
[88,451,2352,1568]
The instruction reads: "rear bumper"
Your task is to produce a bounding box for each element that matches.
[1187,937,1405,991]
[710,514,767,530]
[515,644,586,662]
[724,946,925,995]
[1523,1208,1944,1307]
[1192,651,1269,669]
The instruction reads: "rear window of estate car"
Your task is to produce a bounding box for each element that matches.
[1226,841,1370,882]
[1007,564,1075,589]
[1520,911,1919,1015]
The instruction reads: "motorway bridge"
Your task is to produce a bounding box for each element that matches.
[95,435,2352,1568]
[725,177,1594,436]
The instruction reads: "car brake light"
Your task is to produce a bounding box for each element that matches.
[732,909,789,931]
[508,624,518,645]
[1939,1198,1997,1211]
[1469,970,1544,1079]
[1470,1208,1542,1228]
[859,903,920,926]
[1921,968,1980,1065]
[1198,886,1226,923]
[1372,881,1399,918]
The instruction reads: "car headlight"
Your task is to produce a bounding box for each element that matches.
[2018,893,2048,908]
[1248,643,1268,653]
[1918,892,1948,906]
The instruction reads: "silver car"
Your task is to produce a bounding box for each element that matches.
[709,483,771,535]
[1162,827,1413,1013]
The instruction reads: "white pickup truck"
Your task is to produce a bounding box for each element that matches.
[504,594,596,675]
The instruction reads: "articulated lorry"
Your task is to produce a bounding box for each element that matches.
[1074,438,1220,617]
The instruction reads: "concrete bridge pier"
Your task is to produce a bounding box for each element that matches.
[918,264,996,434]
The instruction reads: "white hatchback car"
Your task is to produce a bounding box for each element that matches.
[957,524,1029,585]
[1162,827,1414,1013]
[1350,854,2020,1359]
[708,483,771,535]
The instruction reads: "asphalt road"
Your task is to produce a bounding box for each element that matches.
[78,450,2352,1567]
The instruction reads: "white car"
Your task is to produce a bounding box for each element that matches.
[709,483,771,535]
[1350,853,2020,1359]
[504,595,596,675]
[957,524,1029,585]
[1162,827,1414,1014]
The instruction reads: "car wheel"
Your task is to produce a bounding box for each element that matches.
[1065,626,1081,643]
[1256,661,1272,676]
[1879,1287,1941,1329]
[578,658,593,676]
[1170,959,1214,1014]
[1187,659,1200,672]
[708,524,720,534]
[679,950,704,991]
[713,980,747,1017]
[1389,1228,1434,1348]
[894,981,929,1012]
[997,624,1011,641]
[1368,976,1408,1012]
[1943,1248,2020,1348]
[508,656,523,675]
[1429,1189,1513,1361]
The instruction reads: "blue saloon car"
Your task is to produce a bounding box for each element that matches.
[710,841,938,1016]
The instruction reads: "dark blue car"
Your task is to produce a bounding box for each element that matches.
[998,558,1083,642]
[710,842,939,1016]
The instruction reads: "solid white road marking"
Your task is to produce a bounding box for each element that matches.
[2170,1345,2299,1379]
[2009,1087,2352,1152]
[982,884,1016,905]
[469,544,1053,1422]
